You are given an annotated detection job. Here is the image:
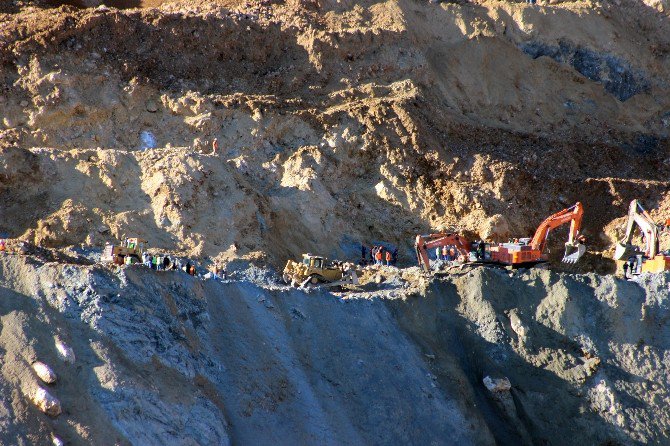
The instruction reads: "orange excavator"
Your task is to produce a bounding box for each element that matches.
[415,233,472,272]
[488,202,587,267]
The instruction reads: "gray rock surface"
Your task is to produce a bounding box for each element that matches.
[0,254,668,445]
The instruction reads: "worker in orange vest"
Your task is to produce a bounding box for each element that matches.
[449,247,457,262]
[385,250,392,266]
[375,249,383,265]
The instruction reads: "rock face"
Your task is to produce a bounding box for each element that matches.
[520,39,651,101]
[0,254,668,445]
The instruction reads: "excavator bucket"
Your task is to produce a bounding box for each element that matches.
[613,242,637,261]
[562,243,586,264]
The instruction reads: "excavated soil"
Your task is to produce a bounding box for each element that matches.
[0,254,669,445]
[2,0,670,444]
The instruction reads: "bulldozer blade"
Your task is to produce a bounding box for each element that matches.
[346,270,359,285]
[613,243,636,261]
[562,243,586,264]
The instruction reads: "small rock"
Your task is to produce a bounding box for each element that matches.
[483,376,511,393]
[52,434,64,446]
[145,99,159,113]
[55,338,75,364]
[32,361,57,384]
[97,224,110,234]
[508,309,527,341]
[20,100,29,107]
[31,387,61,417]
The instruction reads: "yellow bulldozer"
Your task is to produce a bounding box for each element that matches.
[101,237,148,265]
[283,253,359,289]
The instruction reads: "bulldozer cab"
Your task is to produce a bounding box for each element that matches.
[126,238,147,251]
[302,254,325,269]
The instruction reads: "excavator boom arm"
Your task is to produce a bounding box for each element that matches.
[415,233,471,272]
[530,202,584,254]
[619,200,659,258]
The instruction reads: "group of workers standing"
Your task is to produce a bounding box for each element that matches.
[436,245,460,262]
[138,251,198,276]
[361,244,398,266]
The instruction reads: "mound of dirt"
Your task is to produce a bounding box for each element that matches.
[0,0,669,271]
[0,253,668,445]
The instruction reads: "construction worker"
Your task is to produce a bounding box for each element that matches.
[212,138,219,155]
[627,257,636,277]
[375,249,383,265]
[449,247,457,262]
[189,264,196,276]
[0,239,5,253]
[442,245,448,261]
[478,242,486,260]
[385,250,392,266]
[151,255,158,270]
[392,248,398,265]
[435,247,440,261]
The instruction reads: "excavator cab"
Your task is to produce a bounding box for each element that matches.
[469,241,491,262]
